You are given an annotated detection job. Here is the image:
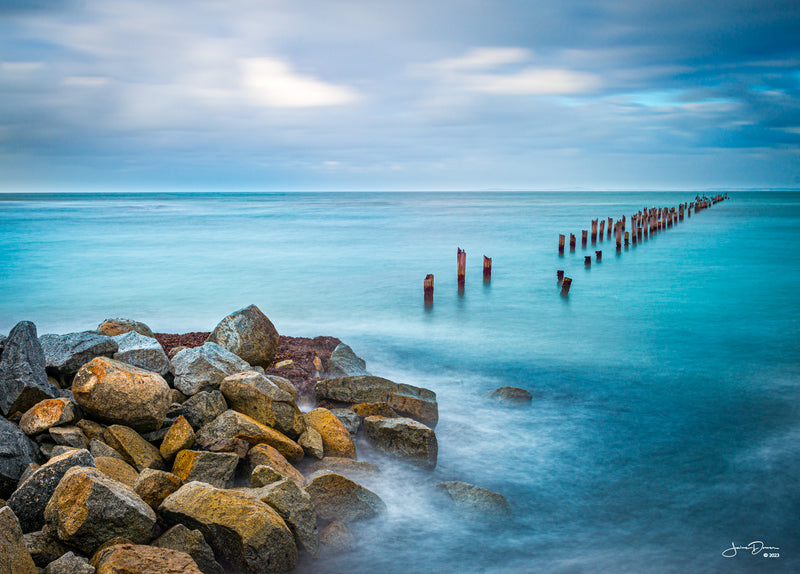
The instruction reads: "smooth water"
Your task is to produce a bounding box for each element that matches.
[1,191,798,572]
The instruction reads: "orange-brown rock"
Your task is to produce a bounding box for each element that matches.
[159,416,195,461]
[247,444,304,487]
[133,468,182,511]
[18,398,78,436]
[196,410,303,462]
[171,450,238,489]
[91,543,202,574]
[0,506,37,573]
[303,408,356,459]
[103,425,166,472]
[97,318,155,338]
[319,520,354,553]
[350,402,398,419]
[94,457,139,488]
[219,371,305,439]
[303,472,385,522]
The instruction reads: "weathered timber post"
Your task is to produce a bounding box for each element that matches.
[595,250,602,262]
[483,256,492,282]
[561,277,572,297]
[424,274,434,305]
[624,231,629,248]
[557,269,564,284]
[457,248,466,293]
[607,217,613,239]
[584,256,591,268]
[616,224,622,252]
[599,219,605,240]
[559,234,565,255]
[581,230,588,248]
[591,219,598,244]
[570,233,576,252]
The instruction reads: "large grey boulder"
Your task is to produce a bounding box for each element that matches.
[0,416,39,498]
[171,390,227,430]
[97,318,155,338]
[0,506,37,574]
[206,304,280,367]
[219,371,305,439]
[169,343,250,396]
[303,472,386,523]
[363,416,438,469]
[0,321,59,417]
[23,530,69,568]
[435,480,511,516]
[42,551,94,574]
[39,331,117,376]
[152,524,224,574]
[326,343,368,377]
[112,331,170,375]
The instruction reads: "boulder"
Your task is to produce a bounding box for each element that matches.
[24,530,69,567]
[8,449,95,533]
[0,416,40,499]
[193,436,249,458]
[39,331,118,376]
[303,472,385,523]
[326,343,368,377]
[89,439,122,460]
[298,427,324,460]
[219,371,305,439]
[103,425,166,471]
[97,318,155,339]
[168,388,188,404]
[90,543,202,574]
[196,410,303,462]
[206,304,280,367]
[172,390,227,430]
[435,480,511,516]
[133,468,182,511]
[363,416,438,469]
[247,444,305,487]
[49,425,89,449]
[265,375,298,402]
[0,321,59,416]
[77,420,107,442]
[308,457,381,480]
[303,408,356,459]
[159,416,195,461]
[112,331,169,376]
[490,386,533,404]
[43,466,156,555]
[19,398,79,436]
[158,482,297,574]
[46,446,76,459]
[315,376,438,427]
[169,343,250,396]
[42,551,94,574]
[0,506,37,574]
[72,357,170,432]
[350,402,398,419]
[152,524,224,574]
[251,465,284,487]
[171,450,239,489]
[319,520,353,553]
[330,408,361,435]
[237,478,318,556]
[94,457,139,488]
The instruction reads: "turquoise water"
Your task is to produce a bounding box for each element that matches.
[1,191,798,572]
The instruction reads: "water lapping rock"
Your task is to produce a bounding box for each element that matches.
[363,415,438,469]
[326,343,368,378]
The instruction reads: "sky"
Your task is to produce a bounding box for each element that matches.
[0,0,798,191]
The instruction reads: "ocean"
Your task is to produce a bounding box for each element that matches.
[1,191,798,573]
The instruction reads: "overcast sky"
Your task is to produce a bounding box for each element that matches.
[1,0,798,191]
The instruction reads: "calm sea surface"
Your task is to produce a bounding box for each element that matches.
[1,191,798,572]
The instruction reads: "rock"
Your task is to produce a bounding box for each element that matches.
[159,481,297,574]
[0,334,5,354]
[319,520,353,553]
[90,543,202,574]
[169,343,250,396]
[103,425,166,471]
[72,357,170,433]
[247,444,305,487]
[237,478,318,556]
[43,551,94,574]
[307,457,381,480]
[266,375,299,402]
[0,416,40,499]
[219,371,305,439]
[133,468,182,511]
[43,466,156,555]
[197,410,303,462]
[19,398,79,436]
[39,331,118,376]
[298,427,324,460]
[159,416,195,461]
[303,472,385,523]
[171,450,238,489]
[193,436,249,458]
[49,425,89,449]
[363,416,438,469]
[172,390,227,430]
[89,439,122,460]
[152,524,224,574]
[315,376,438,427]
[17,462,40,486]
[8,449,95,533]
[97,318,154,339]
[112,331,170,376]
[77,420,107,441]
[206,304,280,367]
[47,446,77,459]
[330,408,361,435]
[251,465,284,487]
[274,359,294,369]
[435,480,511,516]
[167,346,187,360]
[303,408,356,459]
[490,386,533,404]
[350,402,398,419]
[326,343,368,377]
[0,321,59,416]
[0,506,37,574]
[168,388,188,404]
[94,457,139,488]
[23,530,69,568]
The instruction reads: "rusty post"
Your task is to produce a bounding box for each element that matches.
[483,256,492,282]
[607,217,613,239]
[557,269,564,284]
[624,231,629,247]
[561,277,572,297]
[457,248,466,293]
[581,230,588,248]
[558,234,565,255]
[424,274,434,305]
[591,219,598,244]
[599,219,605,240]
[584,255,591,268]
[616,224,622,252]
[570,233,576,252]
[595,250,602,262]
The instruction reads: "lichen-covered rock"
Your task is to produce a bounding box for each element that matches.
[298,427,324,460]
[77,420,107,442]
[103,425,166,472]
[363,416,438,469]
[265,375,298,402]
[39,331,118,376]
[326,343,368,377]
[330,408,361,435]
[23,530,69,568]
[319,520,353,553]
[112,331,170,376]
[489,386,533,404]
[8,449,95,533]
[0,321,59,417]
[303,408,356,459]
[42,551,94,574]
[0,506,37,573]
[169,343,250,396]
[90,543,202,574]
[19,398,79,436]
[197,410,303,462]
[43,466,156,555]
[152,524,224,574]
[251,465,284,487]
[49,425,89,449]
[89,439,122,460]
[133,468,182,511]
[303,472,385,523]
[94,457,139,488]
[159,416,195,461]
[247,444,305,487]
[206,305,280,367]
[171,450,238,489]
[307,457,381,480]
[0,416,40,499]
[72,357,170,433]
[315,375,438,427]
[435,480,511,516]
[171,390,227,430]
[219,371,305,439]
[158,482,297,574]
[97,318,155,339]
[193,436,250,458]
[350,402,398,419]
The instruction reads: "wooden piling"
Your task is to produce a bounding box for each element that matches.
[483,256,492,282]
[581,230,588,248]
[557,269,564,284]
[424,274,434,304]
[558,234,565,255]
[616,224,622,252]
[591,219,598,244]
[457,248,466,291]
[595,250,602,262]
[624,231,629,247]
[584,255,591,267]
[561,277,572,297]
[599,219,605,240]
[570,233,576,252]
